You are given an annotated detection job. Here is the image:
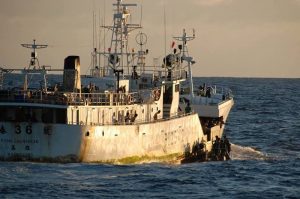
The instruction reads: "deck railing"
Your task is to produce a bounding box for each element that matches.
[141,66,187,81]
[66,111,194,126]
[0,88,161,106]
[181,84,233,105]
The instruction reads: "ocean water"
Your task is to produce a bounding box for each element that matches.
[0,77,300,199]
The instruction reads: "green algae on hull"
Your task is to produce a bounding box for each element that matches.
[118,153,182,164]
[92,153,183,164]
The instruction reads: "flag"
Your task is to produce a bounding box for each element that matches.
[171,41,175,48]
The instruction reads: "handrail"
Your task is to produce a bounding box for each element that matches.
[130,65,186,81]
[0,88,162,106]
[67,111,195,126]
[193,84,232,97]
[180,84,233,106]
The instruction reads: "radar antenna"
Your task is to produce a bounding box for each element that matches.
[173,29,195,61]
[21,39,48,70]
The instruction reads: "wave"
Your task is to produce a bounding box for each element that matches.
[230,144,268,161]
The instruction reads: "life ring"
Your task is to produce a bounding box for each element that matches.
[127,94,132,104]
[151,90,156,101]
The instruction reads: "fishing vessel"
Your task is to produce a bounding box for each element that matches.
[0,0,233,163]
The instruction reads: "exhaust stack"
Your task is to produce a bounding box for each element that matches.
[63,56,81,92]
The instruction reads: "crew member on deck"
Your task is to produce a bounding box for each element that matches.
[131,111,138,123]
[224,135,231,160]
[185,102,191,114]
[153,110,161,120]
[125,112,130,124]
[212,136,221,160]
[112,113,117,124]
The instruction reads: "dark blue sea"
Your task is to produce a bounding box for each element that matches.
[0,77,299,199]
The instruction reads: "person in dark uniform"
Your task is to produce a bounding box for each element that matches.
[153,110,161,120]
[224,135,231,160]
[185,102,192,114]
[131,111,138,123]
[125,112,130,124]
[220,139,226,160]
[212,136,220,160]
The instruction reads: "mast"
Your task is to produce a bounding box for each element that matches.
[21,39,48,91]
[21,39,48,70]
[91,11,98,76]
[135,32,148,75]
[163,5,167,76]
[173,29,196,99]
[91,1,106,77]
[101,0,141,77]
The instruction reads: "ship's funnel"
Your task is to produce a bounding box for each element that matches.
[63,56,81,92]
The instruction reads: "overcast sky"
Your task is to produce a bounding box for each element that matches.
[0,0,299,78]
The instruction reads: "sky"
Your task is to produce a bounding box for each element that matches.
[0,0,300,78]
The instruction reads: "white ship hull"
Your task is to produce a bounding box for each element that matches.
[196,98,234,136]
[0,114,203,163]
[193,98,234,120]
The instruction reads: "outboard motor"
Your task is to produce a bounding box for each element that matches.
[63,56,81,92]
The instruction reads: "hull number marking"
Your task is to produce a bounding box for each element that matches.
[14,125,33,135]
[26,125,32,134]
[15,125,21,134]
